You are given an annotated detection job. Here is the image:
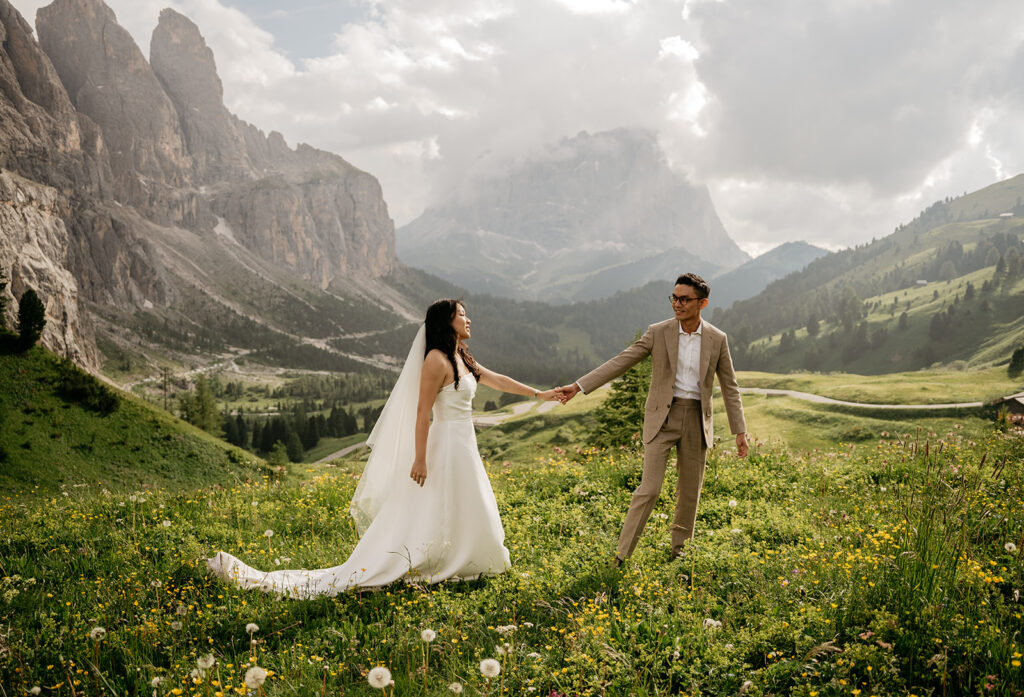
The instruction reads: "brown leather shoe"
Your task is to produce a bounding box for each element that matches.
[670,547,685,561]
[612,556,624,568]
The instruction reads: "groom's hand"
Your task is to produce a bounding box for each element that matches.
[555,384,580,404]
[736,433,749,458]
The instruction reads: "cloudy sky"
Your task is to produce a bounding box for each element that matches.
[12,0,1024,255]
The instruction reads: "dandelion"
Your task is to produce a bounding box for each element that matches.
[495,624,517,635]
[703,618,722,629]
[246,623,260,634]
[264,529,274,538]
[89,626,107,642]
[197,654,216,670]
[495,644,507,656]
[367,666,392,689]
[170,621,182,631]
[30,688,41,696]
[480,658,501,677]
[176,604,188,616]
[1006,542,1018,554]
[449,683,464,694]
[151,678,164,688]
[244,666,267,689]
[421,628,436,642]
[728,500,738,508]
[162,520,171,527]
[150,579,162,588]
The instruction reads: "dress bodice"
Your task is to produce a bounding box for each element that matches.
[433,373,476,422]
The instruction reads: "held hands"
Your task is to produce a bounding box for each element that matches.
[554,383,580,404]
[410,457,427,487]
[535,389,561,402]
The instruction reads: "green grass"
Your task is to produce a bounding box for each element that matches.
[1,417,1021,695]
[300,434,368,464]
[740,366,1022,405]
[0,340,266,493]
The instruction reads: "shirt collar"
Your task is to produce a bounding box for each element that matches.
[678,320,702,336]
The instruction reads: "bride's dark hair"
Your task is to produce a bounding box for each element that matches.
[424,298,481,390]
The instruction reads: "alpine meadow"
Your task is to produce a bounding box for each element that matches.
[3,0,1024,696]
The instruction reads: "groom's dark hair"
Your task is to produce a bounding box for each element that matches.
[676,272,710,299]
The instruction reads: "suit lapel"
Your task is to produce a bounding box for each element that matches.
[699,324,713,382]
[664,321,679,379]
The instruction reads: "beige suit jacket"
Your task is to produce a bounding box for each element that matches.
[577,318,746,445]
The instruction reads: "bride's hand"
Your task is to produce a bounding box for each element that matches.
[536,389,559,402]
[410,458,427,487]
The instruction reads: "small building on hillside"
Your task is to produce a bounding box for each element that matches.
[994,391,1024,422]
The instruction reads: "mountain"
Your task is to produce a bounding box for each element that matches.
[0,0,402,376]
[709,241,830,311]
[396,129,748,302]
[707,176,1024,373]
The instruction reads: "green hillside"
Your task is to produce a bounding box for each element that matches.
[0,336,267,493]
[710,175,1024,373]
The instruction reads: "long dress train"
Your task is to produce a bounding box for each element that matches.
[206,373,511,598]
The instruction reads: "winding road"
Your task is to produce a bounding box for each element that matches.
[314,400,561,463]
[737,386,983,409]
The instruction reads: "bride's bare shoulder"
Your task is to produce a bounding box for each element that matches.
[423,349,452,372]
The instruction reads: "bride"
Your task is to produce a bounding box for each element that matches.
[207,298,559,598]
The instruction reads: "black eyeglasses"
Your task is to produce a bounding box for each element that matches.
[669,295,703,305]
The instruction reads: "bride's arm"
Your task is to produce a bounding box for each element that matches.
[411,351,448,486]
[476,364,559,401]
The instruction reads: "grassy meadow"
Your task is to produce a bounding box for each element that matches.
[2,407,1023,695]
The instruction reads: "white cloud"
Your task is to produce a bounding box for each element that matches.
[8,0,1024,252]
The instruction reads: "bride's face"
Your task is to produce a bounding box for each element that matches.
[451,304,471,341]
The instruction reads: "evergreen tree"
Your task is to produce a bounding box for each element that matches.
[0,267,8,329]
[16,288,46,349]
[898,311,909,330]
[1009,347,1024,378]
[590,336,652,449]
[806,314,819,337]
[180,375,222,435]
[285,430,305,462]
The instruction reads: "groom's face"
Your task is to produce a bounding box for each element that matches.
[672,283,707,323]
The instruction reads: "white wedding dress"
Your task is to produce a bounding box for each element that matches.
[206,369,511,598]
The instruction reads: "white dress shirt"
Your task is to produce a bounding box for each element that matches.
[673,320,702,400]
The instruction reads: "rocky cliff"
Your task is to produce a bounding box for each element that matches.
[0,0,397,371]
[397,128,747,302]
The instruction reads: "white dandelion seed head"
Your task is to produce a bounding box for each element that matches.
[189,668,202,680]
[245,623,260,634]
[264,529,274,538]
[728,500,738,508]
[150,579,162,588]
[480,658,501,678]
[251,501,258,506]
[449,682,464,694]
[197,654,216,670]
[30,688,41,696]
[151,677,164,688]
[367,666,392,689]
[421,628,436,642]
[176,604,188,616]
[495,644,507,656]
[162,520,171,527]
[495,624,518,635]
[703,618,722,629]
[170,621,182,631]
[1006,542,1018,553]
[89,626,107,642]
[244,666,267,689]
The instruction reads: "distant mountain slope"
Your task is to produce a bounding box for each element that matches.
[397,129,748,302]
[707,175,1024,373]
[0,336,265,492]
[709,241,829,311]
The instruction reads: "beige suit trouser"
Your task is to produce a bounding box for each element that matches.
[616,398,708,560]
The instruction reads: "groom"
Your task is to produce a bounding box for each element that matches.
[557,273,748,564]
